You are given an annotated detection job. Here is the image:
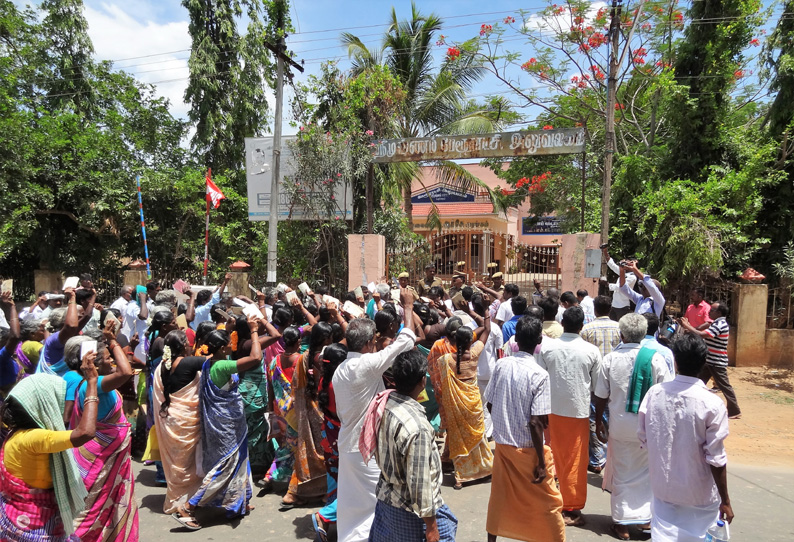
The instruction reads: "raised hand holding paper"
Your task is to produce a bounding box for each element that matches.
[242,304,264,320]
[63,276,80,289]
[342,300,364,318]
[80,340,98,361]
[0,279,12,294]
[172,279,189,294]
[298,282,311,295]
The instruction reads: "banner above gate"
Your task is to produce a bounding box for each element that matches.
[372,128,585,163]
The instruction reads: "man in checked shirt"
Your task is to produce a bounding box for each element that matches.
[368,350,457,542]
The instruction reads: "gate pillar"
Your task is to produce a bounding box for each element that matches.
[348,234,386,291]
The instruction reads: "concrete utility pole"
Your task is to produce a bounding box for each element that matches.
[600,0,622,247]
[266,1,303,284]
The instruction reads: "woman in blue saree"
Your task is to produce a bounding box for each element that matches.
[171,316,268,530]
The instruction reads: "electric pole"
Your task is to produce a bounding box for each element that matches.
[266,1,303,284]
[600,0,622,248]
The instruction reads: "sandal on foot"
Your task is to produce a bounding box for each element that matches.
[610,524,630,540]
[312,512,329,542]
[171,506,201,531]
[562,512,585,527]
[279,499,306,511]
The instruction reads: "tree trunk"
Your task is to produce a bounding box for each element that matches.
[403,185,413,231]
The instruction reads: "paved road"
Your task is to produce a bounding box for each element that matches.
[134,460,794,541]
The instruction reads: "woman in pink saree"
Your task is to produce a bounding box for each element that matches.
[63,329,138,541]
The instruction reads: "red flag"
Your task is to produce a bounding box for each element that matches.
[205,169,225,209]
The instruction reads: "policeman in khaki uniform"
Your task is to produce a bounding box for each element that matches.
[491,271,505,295]
[415,263,443,297]
[398,272,420,301]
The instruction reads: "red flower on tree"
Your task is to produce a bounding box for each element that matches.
[504,16,516,24]
[480,24,493,36]
[447,47,461,60]
[542,125,553,130]
[750,38,760,46]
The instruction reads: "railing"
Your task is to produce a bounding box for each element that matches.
[386,230,560,294]
[768,284,794,329]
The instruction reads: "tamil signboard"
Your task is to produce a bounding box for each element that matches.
[245,136,354,221]
[411,185,475,204]
[372,128,585,163]
[522,215,563,235]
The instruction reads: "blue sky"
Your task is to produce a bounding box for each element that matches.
[31,0,552,132]
[15,0,779,135]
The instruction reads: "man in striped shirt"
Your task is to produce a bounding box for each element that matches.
[680,302,741,419]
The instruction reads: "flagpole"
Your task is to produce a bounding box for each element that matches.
[203,168,211,286]
[136,175,152,280]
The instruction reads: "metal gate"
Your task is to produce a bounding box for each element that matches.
[386,230,560,294]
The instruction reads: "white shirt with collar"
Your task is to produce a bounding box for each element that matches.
[536,332,602,419]
[638,375,729,507]
[109,296,130,314]
[607,258,637,309]
[619,274,666,318]
[594,343,672,440]
[19,304,45,321]
[333,328,416,454]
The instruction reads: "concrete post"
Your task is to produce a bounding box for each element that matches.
[34,270,64,294]
[732,283,768,367]
[123,260,150,290]
[348,234,386,291]
[228,261,251,298]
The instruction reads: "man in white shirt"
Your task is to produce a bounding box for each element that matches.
[602,247,637,320]
[333,289,417,542]
[121,283,159,361]
[19,292,49,321]
[594,313,672,540]
[638,333,734,541]
[639,312,675,374]
[537,306,601,526]
[577,289,596,323]
[109,285,133,314]
[494,284,518,326]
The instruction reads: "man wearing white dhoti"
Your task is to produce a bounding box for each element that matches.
[332,290,416,542]
[594,313,671,540]
[638,333,734,541]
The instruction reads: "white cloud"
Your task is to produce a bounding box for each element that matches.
[84,3,192,118]
[523,2,607,35]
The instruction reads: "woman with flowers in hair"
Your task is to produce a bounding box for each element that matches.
[151,330,202,515]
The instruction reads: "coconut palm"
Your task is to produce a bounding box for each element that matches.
[342,3,517,229]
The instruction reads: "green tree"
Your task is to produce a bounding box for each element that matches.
[665,0,763,181]
[182,0,279,178]
[343,3,514,229]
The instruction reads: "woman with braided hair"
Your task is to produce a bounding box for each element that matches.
[151,330,202,515]
[433,309,493,489]
[279,322,332,510]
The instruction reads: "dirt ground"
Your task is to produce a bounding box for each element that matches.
[722,366,794,467]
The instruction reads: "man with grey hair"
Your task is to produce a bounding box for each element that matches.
[594,313,672,540]
[110,285,133,314]
[333,289,417,542]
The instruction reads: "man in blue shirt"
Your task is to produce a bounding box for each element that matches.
[618,260,665,318]
[187,273,231,330]
[501,296,528,343]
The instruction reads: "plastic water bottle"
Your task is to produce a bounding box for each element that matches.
[705,519,730,542]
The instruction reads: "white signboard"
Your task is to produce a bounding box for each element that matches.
[245,136,354,221]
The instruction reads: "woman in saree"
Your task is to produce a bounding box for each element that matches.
[192,321,216,357]
[260,325,301,492]
[280,322,331,510]
[434,310,493,489]
[0,364,98,541]
[312,343,348,542]
[151,330,201,515]
[171,318,262,530]
[232,315,282,480]
[142,310,178,485]
[62,331,138,542]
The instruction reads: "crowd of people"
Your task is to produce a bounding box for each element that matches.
[0,257,739,542]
